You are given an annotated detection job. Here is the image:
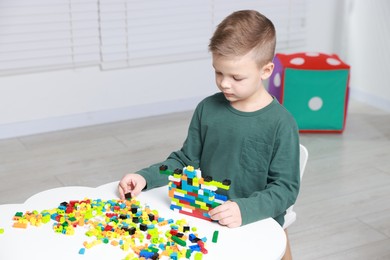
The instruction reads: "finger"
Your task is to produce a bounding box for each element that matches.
[214,212,239,228]
[209,201,231,216]
[131,185,142,197]
[225,218,241,228]
[208,209,219,220]
[118,179,132,199]
[217,215,232,226]
[216,203,241,228]
[209,206,229,221]
[131,180,145,197]
[118,183,126,200]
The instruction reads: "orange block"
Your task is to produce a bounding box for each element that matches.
[158,220,168,226]
[168,188,175,198]
[12,222,28,229]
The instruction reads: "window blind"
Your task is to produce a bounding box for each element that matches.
[99,0,212,70]
[0,0,306,75]
[0,0,100,76]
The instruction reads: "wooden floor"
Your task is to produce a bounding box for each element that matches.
[0,99,389,259]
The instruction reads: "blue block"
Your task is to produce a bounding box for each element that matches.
[170,204,182,211]
[215,193,228,202]
[140,250,156,259]
[184,194,196,203]
[203,212,211,218]
[147,224,155,229]
[184,169,196,178]
[189,234,198,242]
[189,244,201,252]
[170,252,178,260]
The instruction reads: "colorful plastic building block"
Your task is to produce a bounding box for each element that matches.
[160,165,231,221]
[11,196,210,259]
[124,192,132,200]
[212,230,219,243]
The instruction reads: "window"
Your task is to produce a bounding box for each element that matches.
[0,0,306,75]
[99,0,212,69]
[0,0,100,76]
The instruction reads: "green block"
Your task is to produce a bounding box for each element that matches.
[160,169,172,175]
[68,217,76,222]
[212,230,219,243]
[211,202,221,208]
[190,202,201,209]
[171,235,186,246]
[186,249,192,259]
[149,246,159,253]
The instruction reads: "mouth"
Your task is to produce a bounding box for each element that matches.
[223,93,234,98]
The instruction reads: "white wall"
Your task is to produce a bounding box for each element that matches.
[0,60,215,138]
[344,0,390,112]
[305,0,341,54]
[3,0,386,139]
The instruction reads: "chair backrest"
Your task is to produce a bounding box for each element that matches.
[283,144,308,229]
[299,144,308,180]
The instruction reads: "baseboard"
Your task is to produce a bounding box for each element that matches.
[0,96,203,140]
[349,88,390,112]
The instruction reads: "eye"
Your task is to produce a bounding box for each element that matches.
[233,76,244,81]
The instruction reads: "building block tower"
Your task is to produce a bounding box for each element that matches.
[159,165,231,221]
[268,52,350,133]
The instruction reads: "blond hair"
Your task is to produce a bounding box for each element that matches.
[209,10,276,67]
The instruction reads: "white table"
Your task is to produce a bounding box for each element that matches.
[0,182,286,260]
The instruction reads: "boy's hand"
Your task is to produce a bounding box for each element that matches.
[118,173,146,200]
[209,201,242,228]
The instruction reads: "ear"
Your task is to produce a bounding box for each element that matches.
[260,62,274,80]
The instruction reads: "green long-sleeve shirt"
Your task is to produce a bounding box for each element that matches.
[137,92,300,226]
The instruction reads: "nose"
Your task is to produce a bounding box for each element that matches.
[219,77,230,90]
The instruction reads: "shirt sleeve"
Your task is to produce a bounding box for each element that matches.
[136,101,204,189]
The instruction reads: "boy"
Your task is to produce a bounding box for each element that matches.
[119,10,299,259]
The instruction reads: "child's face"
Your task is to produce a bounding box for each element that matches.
[212,51,273,110]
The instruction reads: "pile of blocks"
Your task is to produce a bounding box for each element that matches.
[12,197,211,259]
[160,165,231,221]
[268,52,350,133]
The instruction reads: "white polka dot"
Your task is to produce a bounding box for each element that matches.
[290,57,305,65]
[273,73,281,87]
[305,52,320,57]
[326,58,341,66]
[308,97,323,111]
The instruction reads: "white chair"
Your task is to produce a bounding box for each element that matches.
[283,144,308,229]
